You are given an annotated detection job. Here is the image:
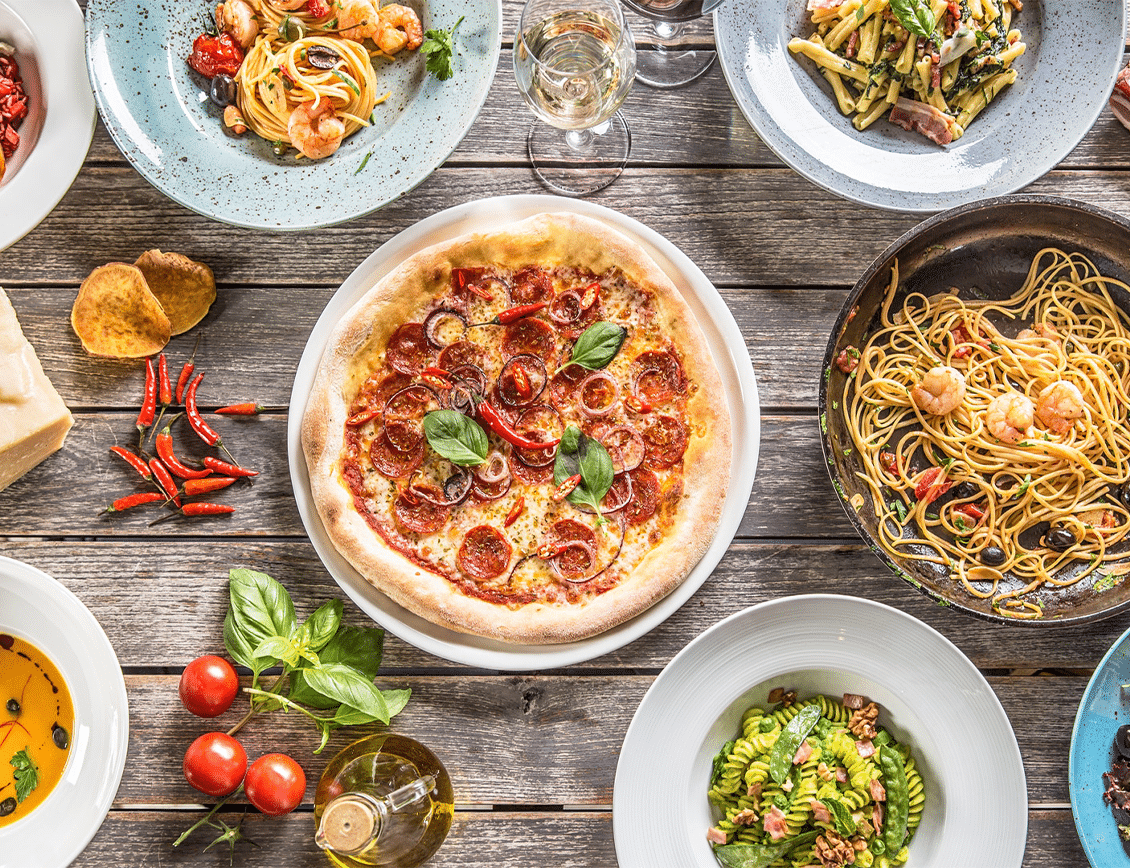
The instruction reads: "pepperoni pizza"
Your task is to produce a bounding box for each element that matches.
[302,213,732,644]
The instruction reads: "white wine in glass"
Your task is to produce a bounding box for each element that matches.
[514,0,636,196]
[620,0,725,89]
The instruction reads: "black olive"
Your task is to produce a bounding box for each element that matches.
[1117,725,1130,759]
[1045,527,1078,552]
[306,44,342,69]
[52,723,69,750]
[5,698,18,715]
[0,797,14,817]
[951,481,978,500]
[980,546,1007,567]
[210,74,236,107]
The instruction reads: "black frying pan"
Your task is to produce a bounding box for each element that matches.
[819,195,1130,625]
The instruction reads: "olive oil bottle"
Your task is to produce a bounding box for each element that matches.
[314,734,453,868]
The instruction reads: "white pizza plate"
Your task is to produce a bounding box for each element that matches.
[613,595,1028,867]
[0,0,95,252]
[288,195,760,671]
[0,555,129,867]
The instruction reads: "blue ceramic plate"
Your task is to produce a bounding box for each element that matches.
[714,0,1128,213]
[1070,622,1130,864]
[85,0,500,229]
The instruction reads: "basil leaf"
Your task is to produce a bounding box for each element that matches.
[252,635,297,666]
[890,0,937,39]
[553,424,614,517]
[223,608,260,672]
[289,625,386,708]
[424,410,488,466]
[570,321,627,370]
[303,599,343,652]
[713,832,819,868]
[824,798,858,836]
[228,568,297,646]
[299,662,392,724]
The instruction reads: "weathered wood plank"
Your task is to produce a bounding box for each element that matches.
[0,539,1122,671]
[109,673,1081,807]
[73,808,1085,867]
[10,168,1130,288]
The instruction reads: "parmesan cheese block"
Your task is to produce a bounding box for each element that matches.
[0,289,73,492]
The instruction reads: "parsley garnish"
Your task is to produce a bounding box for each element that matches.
[355,151,372,174]
[420,16,464,81]
[10,749,39,803]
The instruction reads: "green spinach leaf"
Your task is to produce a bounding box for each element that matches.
[890,0,937,39]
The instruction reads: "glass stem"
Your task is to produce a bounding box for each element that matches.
[653,20,684,44]
[565,128,594,152]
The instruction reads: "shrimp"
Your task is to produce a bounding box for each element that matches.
[911,365,966,416]
[1035,380,1085,435]
[287,100,346,159]
[268,0,308,10]
[215,0,259,49]
[985,392,1035,445]
[1016,323,1061,345]
[375,4,423,55]
[337,0,382,40]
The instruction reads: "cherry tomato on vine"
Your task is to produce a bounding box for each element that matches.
[183,732,247,797]
[244,753,306,816]
[179,655,239,718]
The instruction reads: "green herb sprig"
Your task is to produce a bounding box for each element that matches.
[10,749,38,803]
[420,16,464,81]
[553,425,614,523]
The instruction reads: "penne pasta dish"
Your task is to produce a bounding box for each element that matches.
[788,0,1025,145]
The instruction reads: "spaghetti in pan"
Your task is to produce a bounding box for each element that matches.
[788,0,1025,145]
[837,248,1130,618]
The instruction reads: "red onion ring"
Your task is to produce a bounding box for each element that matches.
[513,404,564,467]
[601,426,645,473]
[553,513,627,583]
[475,451,511,485]
[408,469,473,507]
[548,289,583,325]
[384,384,439,420]
[579,370,621,417]
[449,363,487,394]
[571,472,632,514]
[423,308,467,349]
[497,353,548,407]
[471,476,512,501]
[550,540,598,582]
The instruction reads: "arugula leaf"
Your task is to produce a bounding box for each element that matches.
[553,425,614,521]
[889,0,937,39]
[420,16,464,81]
[10,749,38,803]
[424,410,488,466]
[570,321,627,370]
[713,832,819,868]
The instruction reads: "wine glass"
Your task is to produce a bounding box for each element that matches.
[620,0,725,88]
[514,0,637,197]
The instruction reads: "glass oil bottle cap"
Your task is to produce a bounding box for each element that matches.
[320,795,379,855]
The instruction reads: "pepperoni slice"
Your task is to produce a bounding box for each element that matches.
[503,318,556,363]
[353,371,413,414]
[510,453,554,485]
[383,418,423,453]
[471,476,512,502]
[548,519,597,578]
[625,468,660,525]
[602,473,633,512]
[642,415,688,470]
[370,431,423,478]
[497,354,548,407]
[385,384,438,421]
[548,364,588,412]
[509,268,554,305]
[386,323,434,375]
[457,525,512,580]
[632,350,687,405]
[437,339,488,372]
[393,485,451,534]
[602,426,645,473]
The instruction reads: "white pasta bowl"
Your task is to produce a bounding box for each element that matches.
[613,595,1027,867]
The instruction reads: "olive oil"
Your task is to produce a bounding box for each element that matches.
[313,734,453,867]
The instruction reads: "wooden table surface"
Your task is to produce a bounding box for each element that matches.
[3,6,1130,865]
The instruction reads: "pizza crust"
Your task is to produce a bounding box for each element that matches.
[302,212,732,644]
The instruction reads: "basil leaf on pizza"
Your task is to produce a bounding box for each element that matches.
[554,424,615,519]
[570,321,627,369]
[424,410,489,465]
[301,213,733,644]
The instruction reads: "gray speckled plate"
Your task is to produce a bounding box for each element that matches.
[714,0,1127,213]
[85,0,500,230]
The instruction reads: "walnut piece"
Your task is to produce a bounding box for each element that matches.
[732,808,758,825]
[848,701,880,740]
[815,831,856,867]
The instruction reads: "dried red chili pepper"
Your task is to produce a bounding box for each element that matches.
[214,403,264,415]
[110,445,153,481]
[148,458,182,507]
[307,0,331,15]
[477,400,560,450]
[137,357,158,449]
[202,456,258,478]
[155,419,211,480]
[453,267,492,300]
[184,476,237,496]
[175,335,201,404]
[552,474,581,501]
[185,374,241,465]
[504,496,525,527]
[536,541,568,559]
[624,394,652,414]
[346,407,380,427]
[469,302,547,327]
[150,502,236,526]
[511,365,533,399]
[101,491,167,515]
[580,283,600,310]
[158,353,173,406]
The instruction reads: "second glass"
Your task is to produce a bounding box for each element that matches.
[514,0,637,196]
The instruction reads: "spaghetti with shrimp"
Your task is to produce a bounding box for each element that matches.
[192,0,424,159]
[840,248,1130,618]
